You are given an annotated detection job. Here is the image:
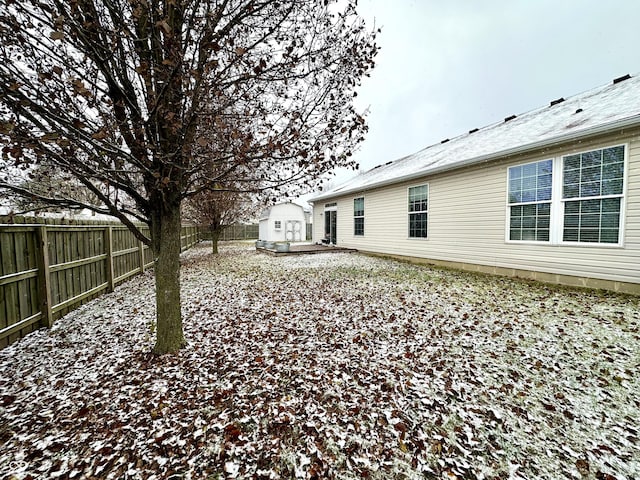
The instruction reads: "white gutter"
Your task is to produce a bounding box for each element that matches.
[310,114,640,202]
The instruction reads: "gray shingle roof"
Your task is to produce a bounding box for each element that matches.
[311,74,640,201]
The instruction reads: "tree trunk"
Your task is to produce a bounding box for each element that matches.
[211,227,221,254]
[150,204,185,354]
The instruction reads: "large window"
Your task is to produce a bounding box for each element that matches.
[354,197,364,236]
[506,145,626,246]
[408,185,428,238]
[508,159,552,241]
[562,146,624,244]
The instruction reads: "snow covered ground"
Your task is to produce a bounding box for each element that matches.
[1,242,638,480]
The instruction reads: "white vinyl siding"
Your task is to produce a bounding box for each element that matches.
[311,129,640,287]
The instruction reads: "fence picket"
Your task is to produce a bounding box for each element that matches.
[3,229,18,345]
[36,226,53,328]
[138,240,145,273]
[105,227,115,292]
[14,229,30,338]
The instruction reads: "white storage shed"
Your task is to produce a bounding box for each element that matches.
[259,202,307,242]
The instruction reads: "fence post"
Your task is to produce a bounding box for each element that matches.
[105,226,115,292]
[36,226,53,328]
[139,239,146,273]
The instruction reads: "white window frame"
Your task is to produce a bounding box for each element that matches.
[559,144,627,246]
[506,158,553,244]
[407,184,429,239]
[274,220,282,230]
[353,197,365,236]
[505,143,627,247]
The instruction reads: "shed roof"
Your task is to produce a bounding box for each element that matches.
[258,206,271,221]
[258,201,306,221]
[311,74,640,202]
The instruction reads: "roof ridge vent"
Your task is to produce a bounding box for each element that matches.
[441,138,450,144]
[550,97,565,107]
[468,128,479,134]
[613,74,631,84]
[504,115,516,122]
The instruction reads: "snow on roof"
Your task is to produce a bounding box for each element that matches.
[311,73,640,201]
[259,206,271,221]
[259,201,307,220]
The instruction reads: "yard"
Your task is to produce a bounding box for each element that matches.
[0,242,638,480]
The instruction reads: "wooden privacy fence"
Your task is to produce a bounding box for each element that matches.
[221,224,259,241]
[0,221,199,348]
[197,224,260,241]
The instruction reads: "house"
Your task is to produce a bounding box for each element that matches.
[259,202,307,242]
[309,74,640,294]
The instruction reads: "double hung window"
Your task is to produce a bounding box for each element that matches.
[562,146,624,244]
[508,159,552,241]
[507,145,625,245]
[354,197,364,236]
[408,185,428,238]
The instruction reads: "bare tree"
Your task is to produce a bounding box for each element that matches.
[0,0,378,353]
[12,164,103,214]
[184,189,257,254]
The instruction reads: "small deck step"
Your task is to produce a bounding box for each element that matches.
[256,244,357,256]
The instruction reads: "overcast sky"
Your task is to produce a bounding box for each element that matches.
[315,0,640,193]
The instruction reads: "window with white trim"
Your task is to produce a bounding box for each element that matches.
[354,197,364,236]
[506,144,626,245]
[408,185,428,238]
[508,159,552,241]
[274,220,281,230]
[562,146,624,244]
